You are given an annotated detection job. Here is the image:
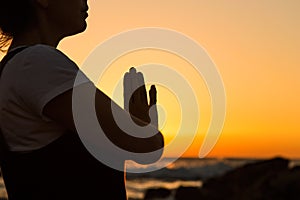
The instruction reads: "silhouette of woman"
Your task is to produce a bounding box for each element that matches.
[0,0,164,199]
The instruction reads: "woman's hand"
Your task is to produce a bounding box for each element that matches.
[123,67,158,128]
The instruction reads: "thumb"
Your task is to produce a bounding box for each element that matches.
[149,85,157,106]
[149,85,158,128]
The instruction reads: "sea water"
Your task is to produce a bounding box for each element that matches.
[125,157,257,200]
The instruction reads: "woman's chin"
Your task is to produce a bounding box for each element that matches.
[67,23,88,37]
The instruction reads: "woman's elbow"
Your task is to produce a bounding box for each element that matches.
[132,131,165,165]
[154,131,164,153]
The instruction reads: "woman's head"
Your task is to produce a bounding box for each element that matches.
[0,0,35,50]
[0,0,88,51]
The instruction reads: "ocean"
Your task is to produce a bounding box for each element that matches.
[1,157,299,200]
[125,157,300,200]
[125,157,257,199]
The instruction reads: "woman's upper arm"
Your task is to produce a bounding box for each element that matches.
[43,83,164,162]
[42,88,76,132]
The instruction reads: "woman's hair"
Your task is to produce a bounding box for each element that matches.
[0,0,35,51]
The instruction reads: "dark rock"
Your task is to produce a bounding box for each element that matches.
[175,186,202,200]
[266,166,300,200]
[291,165,300,171]
[201,157,290,200]
[144,187,172,200]
[173,157,300,200]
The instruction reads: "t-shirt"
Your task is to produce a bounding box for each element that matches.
[0,44,91,152]
[0,45,128,200]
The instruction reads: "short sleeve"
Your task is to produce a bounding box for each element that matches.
[16,45,92,117]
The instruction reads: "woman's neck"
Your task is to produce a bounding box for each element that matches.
[9,28,61,51]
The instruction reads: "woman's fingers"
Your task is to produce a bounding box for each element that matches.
[123,72,131,111]
[130,67,139,103]
[137,72,148,106]
[124,67,138,110]
[127,67,148,107]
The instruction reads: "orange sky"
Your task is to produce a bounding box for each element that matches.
[2,1,300,159]
[59,1,300,159]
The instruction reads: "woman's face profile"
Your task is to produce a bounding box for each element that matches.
[45,0,89,36]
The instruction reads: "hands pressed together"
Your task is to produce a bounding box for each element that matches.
[123,67,158,129]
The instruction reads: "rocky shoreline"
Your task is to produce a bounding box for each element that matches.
[138,157,300,200]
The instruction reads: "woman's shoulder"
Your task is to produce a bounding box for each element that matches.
[11,44,76,67]
[5,44,78,75]
[24,44,69,59]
